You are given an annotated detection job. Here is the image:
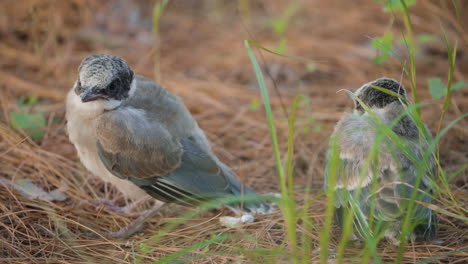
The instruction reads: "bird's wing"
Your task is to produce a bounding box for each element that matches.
[96,109,233,204]
[135,135,234,204]
[95,108,183,179]
[324,113,381,198]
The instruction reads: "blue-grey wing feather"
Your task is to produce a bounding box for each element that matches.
[96,109,183,179]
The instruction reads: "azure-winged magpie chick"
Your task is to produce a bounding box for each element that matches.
[324,78,437,245]
[66,54,271,238]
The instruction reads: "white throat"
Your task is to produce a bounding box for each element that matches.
[66,78,137,119]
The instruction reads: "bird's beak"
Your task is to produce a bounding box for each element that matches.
[337,89,356,101]
[81,88,105,103]
[337,89,360,108]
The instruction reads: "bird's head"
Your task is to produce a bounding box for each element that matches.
[74,54,134,106]
[340,78,408,113]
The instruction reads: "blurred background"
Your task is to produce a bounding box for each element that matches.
[0,0,467,263]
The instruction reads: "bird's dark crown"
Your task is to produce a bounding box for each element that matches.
[75,54,134,102]
[355,78,407,109]
[354,78,419,138]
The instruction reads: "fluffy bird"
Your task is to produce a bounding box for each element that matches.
[325,77,437,245]
[66,54,270,238]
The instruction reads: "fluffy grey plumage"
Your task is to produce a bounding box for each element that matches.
[66,54,270,225]
[325,77,437,245]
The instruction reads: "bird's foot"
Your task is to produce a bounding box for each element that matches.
[348,233,364,248]
[384,229,420,247]
[262,192,281,214]
[92,201,164,239]
[88,197,152,216]
[219,214,255,228]
[384,230,403,247]
[249,192,281,215]
[312,248,336,259]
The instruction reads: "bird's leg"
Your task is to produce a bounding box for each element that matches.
[349,233,364,248]
[103,200,164,239]
[384,229,401,247]
[87,197,151,216]
[96,197,151,215]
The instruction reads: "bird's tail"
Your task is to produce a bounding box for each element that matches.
[220,163,273,215]
[229,181,273,214]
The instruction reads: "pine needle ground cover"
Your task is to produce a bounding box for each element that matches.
[0,1,466,263]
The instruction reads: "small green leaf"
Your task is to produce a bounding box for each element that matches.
[17,96,38,107]
[428,78,446,99]
[417,33,436,44]
[301,116,315,135]
[10,112,46,140]
[428,78,467,99]
[275,38,287,53]
[382,0,416,12]
[452,81,468,91]
[248,98,260,111]
[271,19,287,35]
[373,55,388,65]
[267,2,302,35]
[372,32,394,64]
[306,63,316,73]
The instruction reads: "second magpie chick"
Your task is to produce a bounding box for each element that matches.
[66,54,271,238]
[325,78,437,246]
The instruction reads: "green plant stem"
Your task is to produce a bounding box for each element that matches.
[436,31,457,168]
[245,40,298,263]
[399,0,419,117]
[320,138,339,264]
[152,0,169,83]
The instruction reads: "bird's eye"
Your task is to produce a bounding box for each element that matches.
[108,81,118,92]
[356,102,364,112]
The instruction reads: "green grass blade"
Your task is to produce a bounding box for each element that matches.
[152,0,169,35]
[245,39,298,263]
[320,137,339,264]
[415,248,468,264]
[336,136,383,264]
[134,194,274,263]
[451,0,461,22]
[286,95,302,258]
[154,234,230,264]
[246,40,316,64]
[436,28,457,146]
[151,0,169,81]
[399,0,420,117]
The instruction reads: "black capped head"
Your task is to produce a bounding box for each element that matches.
[75,54,134,103]
[353,77,407,111]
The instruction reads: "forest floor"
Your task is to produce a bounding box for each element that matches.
[0,0,467,263]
